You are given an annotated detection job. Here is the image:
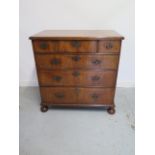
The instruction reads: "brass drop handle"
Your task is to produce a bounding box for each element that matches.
[52,76,62,81]
[71,55,81,61]
[91,94,99,100]
[92,59,101,65]
[55,93,65,99]
[105,42,113,49]
[72,71,80,77]
[91,75,100,81]
[40,42,48,49]
[71,41,81,48]
[51,58,61,65]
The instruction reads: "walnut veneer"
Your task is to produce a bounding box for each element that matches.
[30,30,124,114]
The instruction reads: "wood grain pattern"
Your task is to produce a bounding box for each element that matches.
[30,30,124,40]
[35,54,119,70]
[58,41,96,52]
[30,30,124,113]
[40,87,114,105]
[33,40,97,53]
[98,40,121,53]
[33,40,57,53]
[38,70,117,87]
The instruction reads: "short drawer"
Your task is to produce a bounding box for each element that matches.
[35,54,119,70]
[33,40,97,53]
[98,41,121,53]
[40,87,114,105]
[38,70,117,87]
[33,40,57,53]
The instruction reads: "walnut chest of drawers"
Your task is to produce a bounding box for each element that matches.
[29,30,124,114]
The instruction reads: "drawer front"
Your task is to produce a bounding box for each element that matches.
[58,41,97,52]
[38,70,117,87]
[40,87,114,105]
[33,40,57,53]
[98,41,121,53]
[78,88,114,104]
[35,54,119,70]
[33,40,97,53]
[40,87,77,104]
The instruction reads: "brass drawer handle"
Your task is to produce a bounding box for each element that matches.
[72,71,80,77]
[52,76,62,81]
[91,94,99,100]
[39,42,48,49]
[105,42,113,49]
[55,93,65,99]
[91,75,100,81]
[92,59,101,65]
[71,41,81,48]
[71,55,81,61]
[51,58,61,65]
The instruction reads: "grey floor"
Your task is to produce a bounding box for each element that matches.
[19,87,135,155]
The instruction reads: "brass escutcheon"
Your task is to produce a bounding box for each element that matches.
[40,42,48,49]
[52,76,62,81]
[71,41,81,48]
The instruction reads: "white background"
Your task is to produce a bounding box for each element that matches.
[19,0,135,87]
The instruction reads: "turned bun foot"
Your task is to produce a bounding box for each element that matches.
[107,107,115,115]
[41,105,48,112]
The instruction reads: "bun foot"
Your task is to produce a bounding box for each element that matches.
[41,105,48,112]
[107,107,115,115]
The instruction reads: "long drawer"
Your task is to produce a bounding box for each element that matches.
[40,87,114,105]
[35,54,119,70]
[33,40,97,53]
[38,70,117,87]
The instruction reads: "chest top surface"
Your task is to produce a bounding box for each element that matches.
[29,30,124,40]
